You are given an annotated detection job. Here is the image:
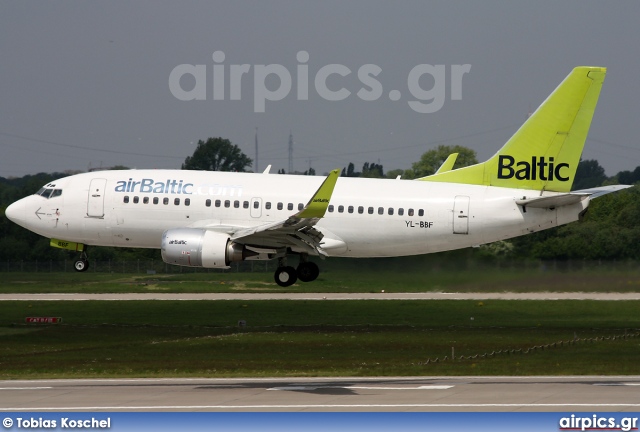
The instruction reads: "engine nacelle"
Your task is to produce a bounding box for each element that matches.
[161,228,253,269]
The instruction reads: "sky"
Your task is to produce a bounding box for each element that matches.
[1,1,639,178]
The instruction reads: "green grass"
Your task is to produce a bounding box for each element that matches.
[2,262,640,293]
[1,300,639,378]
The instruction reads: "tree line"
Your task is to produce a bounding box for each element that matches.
[0,137,638,263]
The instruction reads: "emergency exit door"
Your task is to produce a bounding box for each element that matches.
[250,197,262,218]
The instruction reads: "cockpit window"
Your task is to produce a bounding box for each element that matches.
[35,188,62,199]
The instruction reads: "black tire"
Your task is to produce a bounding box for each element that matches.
[74,259,88,272]
[297,261,320,282]
[274,266,297,287]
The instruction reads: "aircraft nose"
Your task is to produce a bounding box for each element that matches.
[4,199,27,225]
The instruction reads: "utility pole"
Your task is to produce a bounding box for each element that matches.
[254,127,258,172]
[288,131,293,174]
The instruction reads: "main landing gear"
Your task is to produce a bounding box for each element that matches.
[274,254,320,287]
[74,250,90,272]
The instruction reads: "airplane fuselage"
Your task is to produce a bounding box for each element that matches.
[7,169,588,258]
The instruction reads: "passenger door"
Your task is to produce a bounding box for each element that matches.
[453,195,470,234]
[87,178,107,218]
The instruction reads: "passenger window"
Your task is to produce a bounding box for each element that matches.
[133,196,139,204]
[234,200,240,208]
[388,208,394,215]
[206,199,211,207]
[243,201,249,209]
[215,200,221,207]
[338,205,344,213]
[378,207,384,215]
[298,203,304,211]
[266,202,271,210]
[419,209,424,217]
[224,200,230,208]
[368,207,374,214]
[398,208,404,216]
[348,206,354,214]
[153,197,159,205]
[277,202,283,210]
[328,205,334,213]
[408,208,414,216]
[287,203,293,211]
[124,196,129,203]
[143,197,149,204]
[185,198,190,206]
[174,198,180,205]
[358,206,364,214]
[163,198,169,205]
[253,201,259,209]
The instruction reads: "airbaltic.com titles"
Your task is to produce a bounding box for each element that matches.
[114,178,242,197]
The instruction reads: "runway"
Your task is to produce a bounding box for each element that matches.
[2,292,640,301]
[2,294,638,413]
[1,376,640,412]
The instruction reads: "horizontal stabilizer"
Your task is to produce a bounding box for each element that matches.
[516,194,588,209]
[571,184,633,199]
[516,185,632,209]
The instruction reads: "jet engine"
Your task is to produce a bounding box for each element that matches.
[161,228,256,268]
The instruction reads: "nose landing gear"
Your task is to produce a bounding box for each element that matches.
[74,250,90,272]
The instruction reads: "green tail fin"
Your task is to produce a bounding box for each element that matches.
[421,66,606,192]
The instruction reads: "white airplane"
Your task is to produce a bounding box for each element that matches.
[5,66,630,286]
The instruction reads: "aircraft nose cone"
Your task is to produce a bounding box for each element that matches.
[4,200,26,225]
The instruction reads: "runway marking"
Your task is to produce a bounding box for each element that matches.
[3,293,640,301]
[4,403,640,411]
[0,387,52,390]
[267,385,453,391]
[3,375,638,383]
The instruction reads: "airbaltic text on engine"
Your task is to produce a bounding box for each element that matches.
[114,178,243,196]
[497,155,570,181]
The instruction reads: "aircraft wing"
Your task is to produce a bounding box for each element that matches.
[516,185,632,209]
[227,169,341,255]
